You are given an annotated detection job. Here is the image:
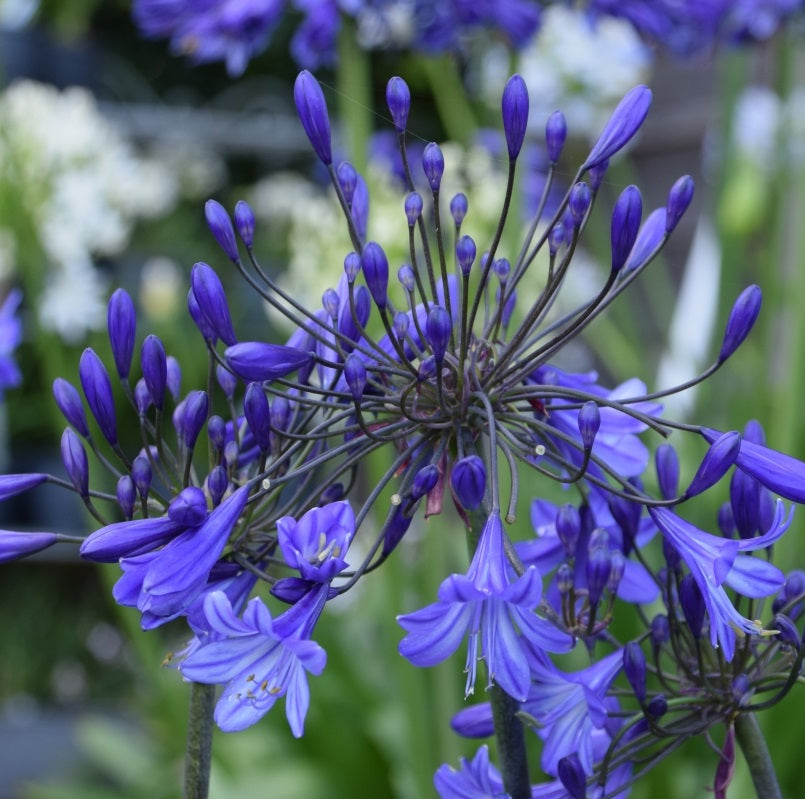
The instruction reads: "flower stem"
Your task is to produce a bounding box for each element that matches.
[735,713,782,799]
[488,684,531,799]
[184,682,216,799]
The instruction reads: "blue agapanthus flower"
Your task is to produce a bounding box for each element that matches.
[0,289,22,397]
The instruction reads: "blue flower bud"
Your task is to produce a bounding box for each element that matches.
[611,185,642,274]
[225,342,313,383]
[61,428,89,498]
[717,501,735,538]
[224,440,239,469]
[117,475,136,520]
[405,192,423,226]
[131,455,152,500]
[339,285,370,351]
[456,235,476,275]
[422,143,445,191]
[244,383,271,452]
[411,464,439,501]
[608,493,641,552]
[546,109,567,163]
[320,483,344,504]
[589,158,609,191]
[684,431,741,498]
[187,288,216,343]
[494,258,510,283]
[344,251,361,283]
[679,573,705,638]
[336,161,358,205]
[608,549,625,592]
[666,175,695,233]
[322,288,340,319]
[52,378,90,438]
[450,193,468,225]
[168,486,208,527]
[215,364,237,400]
[569,181,591,225]
[451,455,486,511]
[351,174,369,240]
[449,704,495,739]
[361,241,389,311]
[651,614,670,647]
[204,199,239,262]
[393,311,409,341]
[79,348,117,446]
[234,200,255,248]
[587,530,612,605]
[719,285,762,363]
[426,305,451,362]
[557,754,586,799]
[743,419,766,445]
[207,414,226,451]
[730,468,759,539]
[557,562,574,594]
[344,353,367,400]
[556,503,581,556]
[207,465,229,507]
[398,264,416,292]
[190,262,238,347]
[623,207,667,273]
[583,85,652,170]
[623,641,647,702]
[548,223,565,255]
[134,378,151,416]
[501,74,529,160]
[381,504,414,556]
[166,356,181,400]
[107,288,136,380]
[662,537,681,571]
[271,396,291,432]
[141,334,167,411]
[732,674,753,706]
[773,614,800,647]
[655,444,679,501]
[0,531,58,563]
[386,76,410,132]
[578,401,600,449]
[648,694,668,718]
[293,70,332,166]
[174,390,209,450]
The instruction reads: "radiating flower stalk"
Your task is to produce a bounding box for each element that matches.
[3,68,805,798]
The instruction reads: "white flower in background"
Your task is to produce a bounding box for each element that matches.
[480,5,650,138]
[0,80,186,342]
[139,255,184,322]
[732,86,781,168]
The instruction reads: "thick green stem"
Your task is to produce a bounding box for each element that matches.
[184,682,216,799]
[488,684,531,799]
[735,713,782,799]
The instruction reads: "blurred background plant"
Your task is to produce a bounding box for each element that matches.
[2,1,805,798]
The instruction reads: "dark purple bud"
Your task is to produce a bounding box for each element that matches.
[608,494,641,552]
[450,193,468,225]
[224,440,239,470]
[732,674,752,706]
[501,289,517,329]
[338,285,370,351]
[386,76,411,132]
[456,235,476,275]
[611,185,642,274]
[719,285,762,362]
[362,241,389,311]
[344,353,367,400]
[501,74,529,160]
[234,200,255,248]
[166,356,181,400]
[679,573,705,638]
[655,444,679,501]
[207,465,229,507]
[205,199,239,262]
[337,161,358,205]
[548,223,565,255]
[405,192,423,226]
[271,396,290,432]
[225,342,313,383]
[608,549,625,592]
[0,531,58,563]
[322,288,340,319]
[134,378,151,415]
[557,754,586,799]
[684,431,741,498]
[351,174,369,241]
[578,401,600,449]
[107,289,136,380]
[623,641,647,702]
[662,537,681,571]
[546,110,567,163]
[188,288,216,343]
[569,181,591,225]
[168,486,208,528]
[422,143,444,191]
[398,264,416,292]
[344,251,361,283]
[651,613,670,647]
[53,378,90,437]
[583,85,652,170]
[190,262,238,347]
[79,348,117,446]
[131,455,152,500]
[293,70,332,166]
[743,419,766,445]
[451,455,486,511]
[666,175,695,233]
[450,704,495,739]
[381,504,414,556]
[589,159,609,191]
[175,390,209,450]
[141,334,167,410]
[587,530,612,605]
[411,464,439,500]
[556,562,574,594]
[393,312,409,341]
[320,483,344,504]
[785,571,805,602]
[60,428,89,498]
[494,258,510,283]
[623,207,667,273]
[730,468,760,539]
[556,504,581,556]
[774,614,800,647]
[426,305,451,362]
[718,501,735,538]
[647,695,668,718]
[208,415,226,450]
[244,383,271,452]
[216,364,238,400]
[117,475,136,519]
